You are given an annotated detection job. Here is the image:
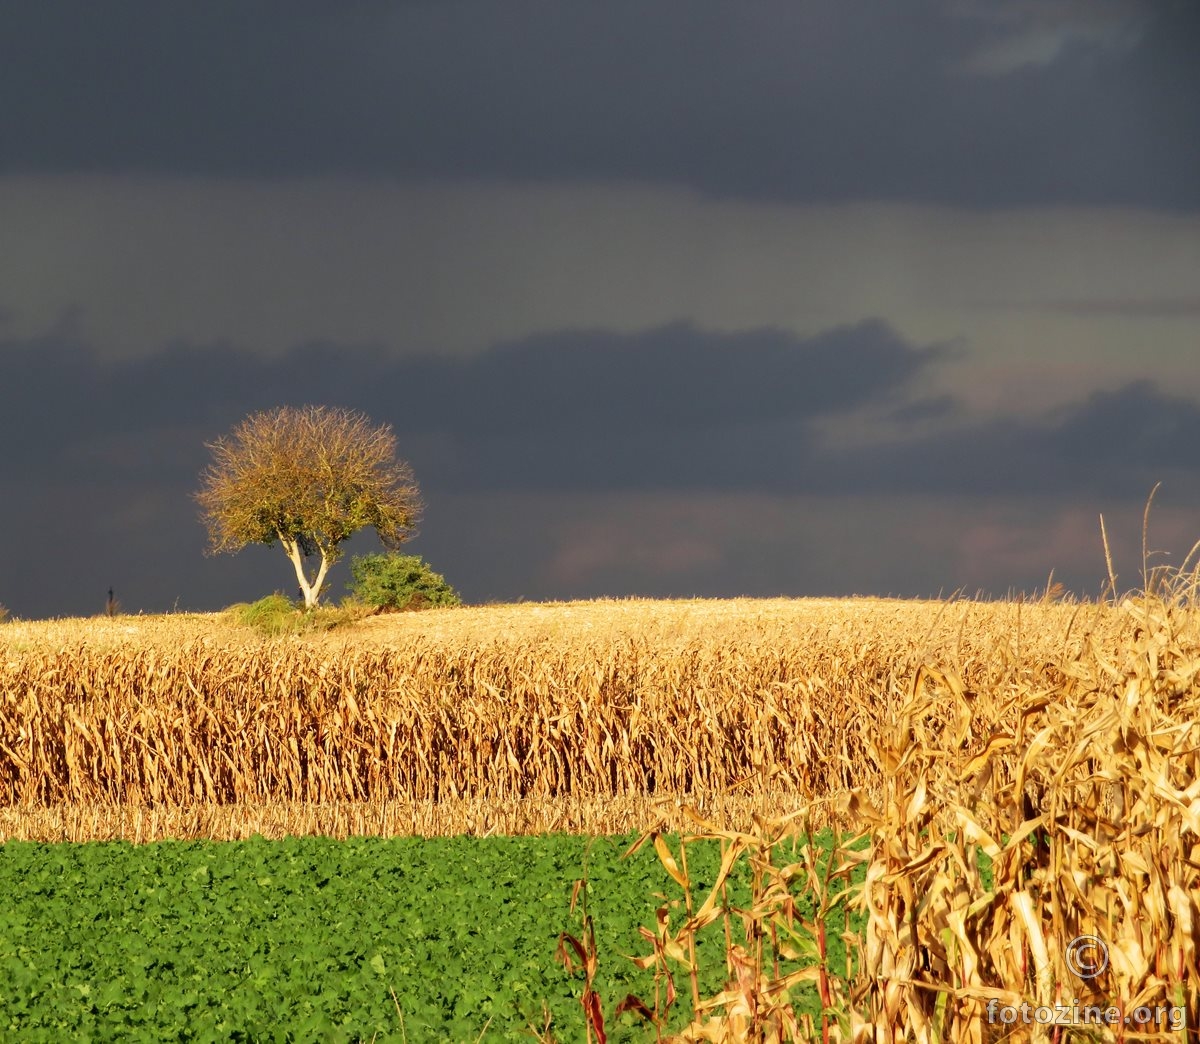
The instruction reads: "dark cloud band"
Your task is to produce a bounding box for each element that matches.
[3,321,1196,501]
[2,1,1196,208]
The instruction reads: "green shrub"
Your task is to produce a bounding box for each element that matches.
[226,593,369,636]
[226,593,303,635]
[347,554,462,612]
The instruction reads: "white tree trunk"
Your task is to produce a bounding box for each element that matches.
[282,539,331,608]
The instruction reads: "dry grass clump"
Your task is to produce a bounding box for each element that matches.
[0,596,1121,840]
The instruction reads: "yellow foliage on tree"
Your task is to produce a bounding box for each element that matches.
[196,405,423,607]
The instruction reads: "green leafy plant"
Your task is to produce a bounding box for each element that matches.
[226,592,369,636]
[347,553,462,612]
[0,832,748,1042]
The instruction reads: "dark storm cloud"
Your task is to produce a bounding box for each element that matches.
[810,381,1200,502]
[1,318,945,617]
[0,325,277,478]
[4,321,1197,503]
[2,0,1196,208]
[449,321,945,436]
[454,378,1200,500]
[5,323,1200,617]
[0,318,943,485]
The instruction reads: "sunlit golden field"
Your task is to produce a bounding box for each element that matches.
[0,594,1130,842]
[4,585,1200,1039]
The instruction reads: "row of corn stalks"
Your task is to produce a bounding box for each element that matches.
[552,557,1200,1042]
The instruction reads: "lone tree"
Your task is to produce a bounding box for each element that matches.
[196,405,423,608]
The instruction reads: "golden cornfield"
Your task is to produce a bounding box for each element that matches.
[3,579,1200,1040]
[621,574,1200,1043]
[0,593,1127,842]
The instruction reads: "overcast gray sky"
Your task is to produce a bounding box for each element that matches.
[2,0,1199,618]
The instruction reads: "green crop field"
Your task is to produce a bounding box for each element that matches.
[0,832,862,1043]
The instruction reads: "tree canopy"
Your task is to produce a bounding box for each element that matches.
[196,405,423,607]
